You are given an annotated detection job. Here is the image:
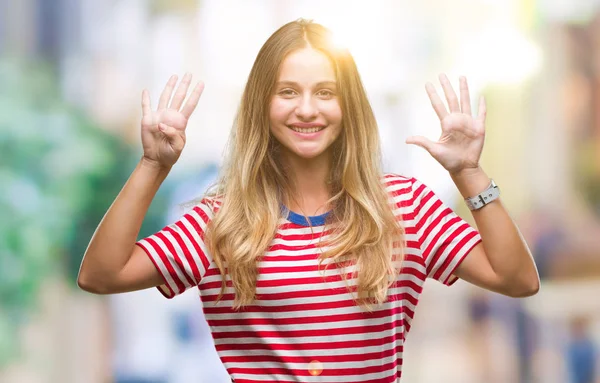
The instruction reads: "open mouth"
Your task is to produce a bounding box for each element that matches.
[287,125,326,134]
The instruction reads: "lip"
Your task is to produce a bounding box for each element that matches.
[288,122,326,129]
[287,124,327,138]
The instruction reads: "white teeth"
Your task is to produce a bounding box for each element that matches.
[289,126,324,133]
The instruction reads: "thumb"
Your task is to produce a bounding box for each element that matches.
[405,135,435,153]
[158,123,185,151]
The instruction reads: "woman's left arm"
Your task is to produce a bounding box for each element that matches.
[450,166,539,297]
[406,74,539,297]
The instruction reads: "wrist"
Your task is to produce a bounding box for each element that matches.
[450,166,491,198]
[140,156,172,177]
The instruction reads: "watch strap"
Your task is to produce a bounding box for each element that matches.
[464,179,500,210]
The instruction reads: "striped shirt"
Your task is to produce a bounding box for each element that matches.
[136,174,482,382]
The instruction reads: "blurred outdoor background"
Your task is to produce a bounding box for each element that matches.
[1,0,600,382]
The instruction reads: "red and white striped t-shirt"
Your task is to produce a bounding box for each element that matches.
[136,174,482,382]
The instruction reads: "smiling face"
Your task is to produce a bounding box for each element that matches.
[269,47,343,162]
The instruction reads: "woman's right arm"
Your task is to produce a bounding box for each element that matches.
[78,158,170,294]
[77,73,204,294]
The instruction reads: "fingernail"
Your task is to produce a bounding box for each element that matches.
[159,123,166,131]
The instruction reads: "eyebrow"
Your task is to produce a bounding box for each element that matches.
[276,81,337,88]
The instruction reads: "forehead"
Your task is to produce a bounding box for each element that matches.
[277,48,336,83]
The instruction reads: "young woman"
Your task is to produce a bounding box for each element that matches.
[78,19,539,382]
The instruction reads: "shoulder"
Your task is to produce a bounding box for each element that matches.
[381,173,435,209]
[201,195,223,214]
[381,173,420,195]
[182,195,222,222]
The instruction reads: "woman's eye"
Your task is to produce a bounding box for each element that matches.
[317,89,334,97]
[279,89,296,96]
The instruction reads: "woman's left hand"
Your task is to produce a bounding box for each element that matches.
[406,74,486,175]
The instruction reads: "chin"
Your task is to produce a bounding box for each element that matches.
[284,143,331,160]
[291,148,326,159]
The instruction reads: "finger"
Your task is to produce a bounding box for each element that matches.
[477,96,487,124]
[141,89,151,117]
[181,81,205,119]
[459,76,472,115]
[158,74,178,110]
[425,82,449,120]
[159,123,185,151]
[405,135,436,153]
[170,73,192,110]
[439,73,460,113]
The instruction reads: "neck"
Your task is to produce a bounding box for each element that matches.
[280,151,332,216]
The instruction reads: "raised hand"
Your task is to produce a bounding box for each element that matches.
[140,73,204,169]
[406,74,486,175]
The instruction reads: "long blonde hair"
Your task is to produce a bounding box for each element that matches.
[204,19,404,311]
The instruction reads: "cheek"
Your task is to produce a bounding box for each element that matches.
[323,103,343,125]
[269,99,291,124]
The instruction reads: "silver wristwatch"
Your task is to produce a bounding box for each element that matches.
[464,179,500,210]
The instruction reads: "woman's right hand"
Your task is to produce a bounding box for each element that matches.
[140,73,204,169]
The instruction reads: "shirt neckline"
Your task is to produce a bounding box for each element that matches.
[282,206,331,227]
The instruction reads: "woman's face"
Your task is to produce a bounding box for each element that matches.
[269,47,343,162]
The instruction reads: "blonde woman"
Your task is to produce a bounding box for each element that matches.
[79,19,539,382]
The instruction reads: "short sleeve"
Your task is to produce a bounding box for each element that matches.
[135,198,218,298]
[410,177,482,286]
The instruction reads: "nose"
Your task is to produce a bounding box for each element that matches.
[295,95,318,120]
